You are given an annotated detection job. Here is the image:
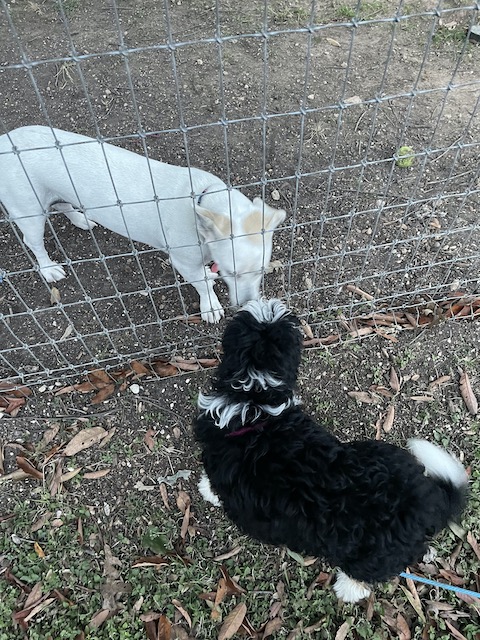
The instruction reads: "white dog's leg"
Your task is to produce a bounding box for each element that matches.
[12,210,66,282]
[170,254,224,323]
[51,202,97,230]
[198,471,221,506]
[333,570,372,603]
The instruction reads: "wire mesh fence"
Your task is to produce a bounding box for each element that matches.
[0,0,479,386]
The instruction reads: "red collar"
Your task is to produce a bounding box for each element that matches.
[226,420,269,438]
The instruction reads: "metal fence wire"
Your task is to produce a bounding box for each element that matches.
[0,0,479,386]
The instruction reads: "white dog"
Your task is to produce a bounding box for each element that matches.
[0,126,285,322]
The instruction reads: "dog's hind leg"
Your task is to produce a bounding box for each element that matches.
[198,471,221,507]
[333,570,371,603]
[11,208,66,282]
[50,202,97,230]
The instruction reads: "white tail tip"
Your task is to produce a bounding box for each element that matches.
[407,439,467,488]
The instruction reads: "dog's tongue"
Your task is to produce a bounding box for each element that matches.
[211,262,219,273]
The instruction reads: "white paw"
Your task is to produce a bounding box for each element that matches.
[204,265,219,281]
[40,263,66,282]
[200,304,224,323]
[333,570,371,603]
[198,472,221,506]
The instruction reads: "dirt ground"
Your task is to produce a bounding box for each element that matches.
[1,0,479,383]
[1,0,480,638]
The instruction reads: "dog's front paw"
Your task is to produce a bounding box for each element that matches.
[201,303,224,323]
[198,472,221,506]
[41,263,66,282]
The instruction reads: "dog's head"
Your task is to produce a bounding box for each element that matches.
[216,299,303,401]
[195,193,286,306]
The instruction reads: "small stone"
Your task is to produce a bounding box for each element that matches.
[130,384,140,394]
[271,189,281,201]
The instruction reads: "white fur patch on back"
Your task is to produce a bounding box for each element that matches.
[198,471,221,506]
[407,439,467,488]
[241,298,290,324]
[333,570,371,603]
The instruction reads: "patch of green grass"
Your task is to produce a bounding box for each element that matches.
[270,1,310,25]
[432,25,466,45]
[335,1,388,21]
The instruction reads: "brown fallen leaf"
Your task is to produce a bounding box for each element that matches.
[395,613,411,640]
[159,483,170,510]
[459,369,478,415]
[16,456,43,481]
[467,531,480,562]
[263,617,283,638]
[220,565,246,595]
[60,467,83,483]
[88,609,112,629]
[131,360,151,377]
[144,428,156,452]
[213,546,242,562]
[180,504,190,540]
[153,362,180,377]
[31,512,53,533]
[218,602,247,640]
[409,395,434,403]
[176,491,191,514]
[428,375,451,391]
[83,468,111,480]
[91,384,116,405]
[34,541,45,558]
[347,391,381,404]
[63,427,108,456]
[389,367,401,393]
[445,620,468,640]
[50,286,61,305]
[172,599,192,629]
[211,577,228,621]
[438,568,465,586]
[382,405,395,433]
[300,319,314,340]
[131,556,172,568]
[334,621,350,640]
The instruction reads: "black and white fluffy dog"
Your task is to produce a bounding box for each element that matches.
[194,299,468,602]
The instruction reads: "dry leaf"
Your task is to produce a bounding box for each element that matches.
[467,531,480,562]
[335,622,350,640]
[213,546,242,562]
[383,405,395,433]
[409,395,434,403]
[89,609,112,629]
[300,319,314,340]
[459,369,478,415]
[144,428,156,452]
[16,456,43,480]
[83,468,111,479]
[91,384,116,405]
[428,375,451,391]
[60,467,83,483]
[220,565,246,595]
[31,512,52,532]
[172,599,192,629]
[180,504,190,540]
[218,602,247,640]
[176,491,191,514]
[326,37,341,47]
[396,613,411,640]
[50,287,61,304]
[263,617,283,638]
[131,556,172,568]
[347,391,380,404]
[131,360,151,376]
[389,367,401,393]
[159,483,170,510]
[444,620,468,640]
[64,427,108,456]
[34,541,45,558]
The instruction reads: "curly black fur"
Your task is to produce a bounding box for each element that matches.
[194,300,468,586]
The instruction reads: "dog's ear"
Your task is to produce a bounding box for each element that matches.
[253,198,286,230]
[195,206,231,241]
